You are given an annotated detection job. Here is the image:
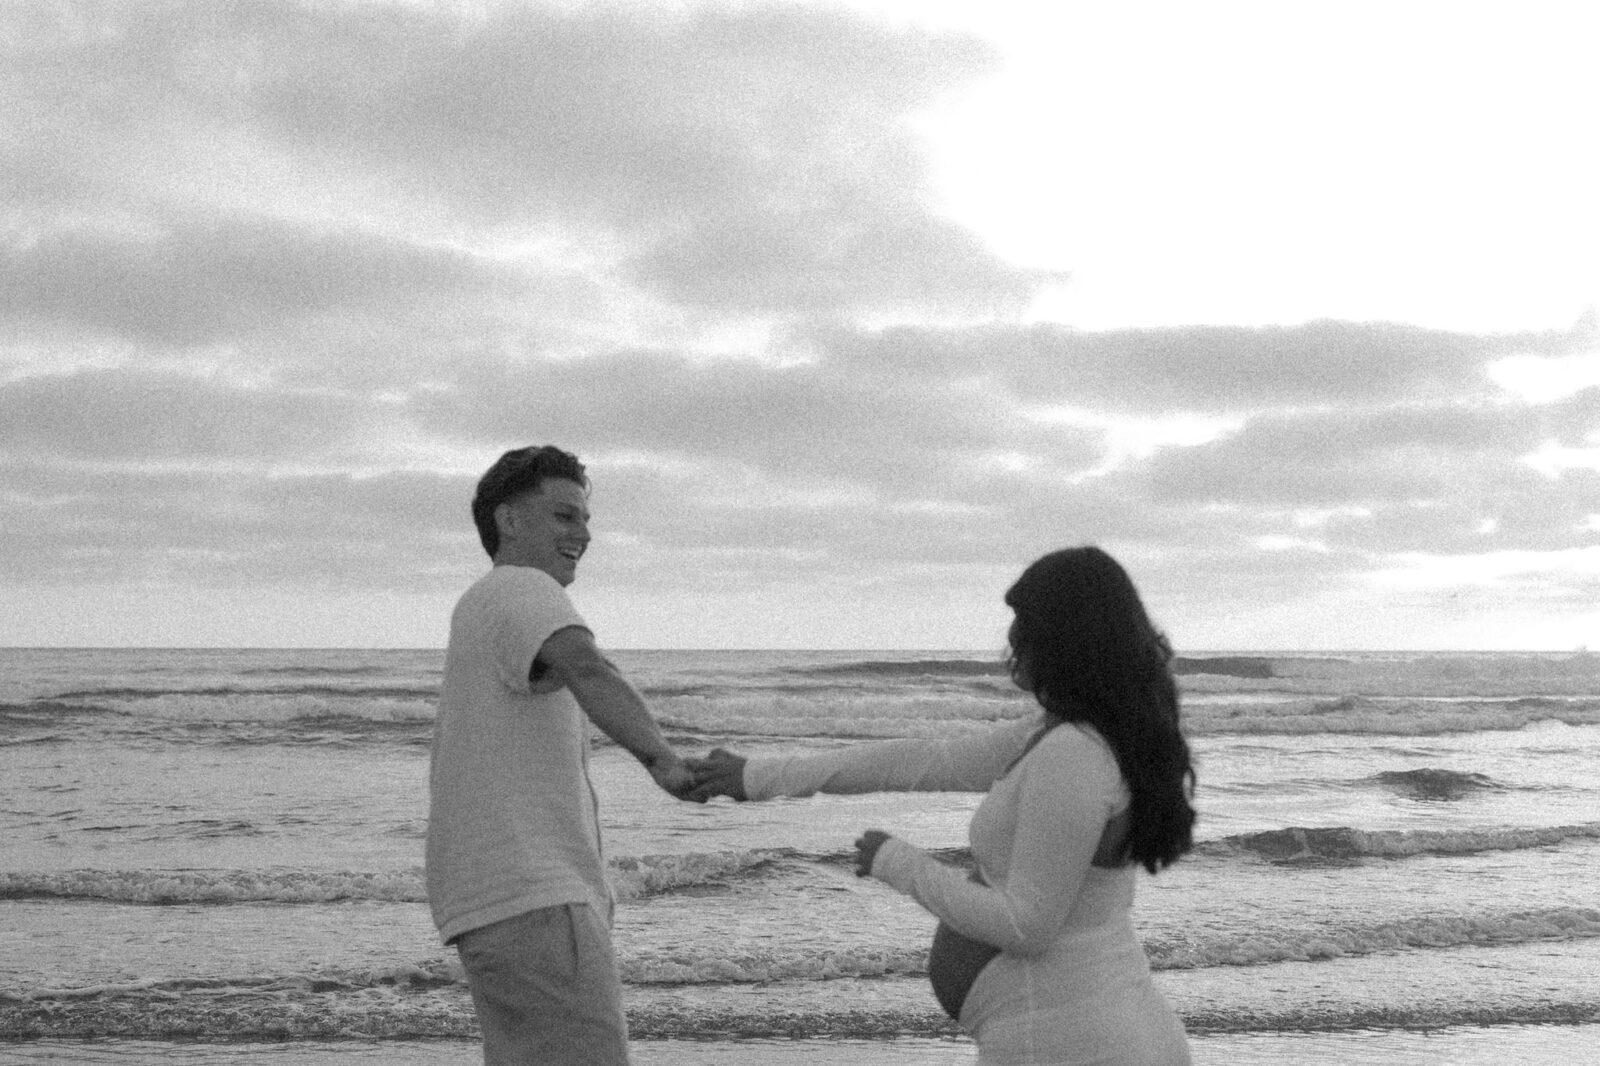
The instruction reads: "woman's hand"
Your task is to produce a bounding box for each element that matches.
[685,748,748,802]
[854,829,890,877]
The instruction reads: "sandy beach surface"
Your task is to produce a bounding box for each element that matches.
[6,1025,1600,1065]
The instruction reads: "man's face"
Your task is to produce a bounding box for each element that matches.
[495,478,591,586]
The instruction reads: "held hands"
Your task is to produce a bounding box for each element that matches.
[647,747,748,803]
[684,748,749,802]
[672,748,891,878]
[854,829,890,877]
[647,752,703,802]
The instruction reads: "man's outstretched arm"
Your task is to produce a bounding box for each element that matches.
[537,625,698,800]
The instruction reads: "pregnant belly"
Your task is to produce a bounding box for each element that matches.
[927,868,1000,1020]
[928,918,1000,1019]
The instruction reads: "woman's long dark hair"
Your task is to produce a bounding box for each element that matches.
[1004,546,1196,873]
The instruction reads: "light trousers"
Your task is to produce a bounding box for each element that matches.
[455,903,630,1066]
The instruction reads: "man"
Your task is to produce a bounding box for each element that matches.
[425,444,697,1065]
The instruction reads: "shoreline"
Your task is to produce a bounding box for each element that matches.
[8,940,1598,1043]
[4,1025,1600,1066]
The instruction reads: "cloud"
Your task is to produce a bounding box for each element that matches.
[1134,402,1540,505]
[818,318,1595,413]
[1114,386,1600,564]
[0,366,369,461]
[2,1,1595,648]
[405,347,1104,495]
[6,0,1033,320]
[1,214,525,346]
[0,461,475,589]
[5,316,1594,627]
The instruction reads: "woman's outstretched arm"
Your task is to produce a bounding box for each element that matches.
[730,714,1045,800]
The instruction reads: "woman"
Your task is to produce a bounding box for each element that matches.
[688,547,1195,1065]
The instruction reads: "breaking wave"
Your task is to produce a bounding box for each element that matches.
[0,851,794,906]
[13,820,1592,909]
[1202,823,1600,863]
[1147,906,1600,969]
[1183,695,1600,736]
[5,906,1598,1042]
[1369,767,1503,800]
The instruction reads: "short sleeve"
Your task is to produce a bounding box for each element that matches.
[481,568,589,695]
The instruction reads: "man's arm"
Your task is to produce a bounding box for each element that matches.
[536,626,698,800]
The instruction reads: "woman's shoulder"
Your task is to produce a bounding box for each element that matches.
[1022,723,1129,810]
[1033,720,1121,776]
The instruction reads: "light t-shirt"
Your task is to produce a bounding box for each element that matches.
[425,564,611,944]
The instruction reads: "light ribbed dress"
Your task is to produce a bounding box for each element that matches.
[744,716,1190,1066]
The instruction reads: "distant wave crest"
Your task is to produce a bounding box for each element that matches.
[1202,823,1600,863]
[1186,695,1600,736]
[796,658,1007,679]
[1172,656,1276,678]
[49,683,439,702]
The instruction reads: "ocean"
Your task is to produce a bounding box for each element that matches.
[2,646,1598,1065]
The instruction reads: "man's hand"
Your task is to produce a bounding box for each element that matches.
[854,829,890,877]
[685,748,748,802]
[648,752,702,802]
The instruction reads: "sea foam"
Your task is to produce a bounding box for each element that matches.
[0,850,795,905]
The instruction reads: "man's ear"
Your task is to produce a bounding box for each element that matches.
[494,501,518,542]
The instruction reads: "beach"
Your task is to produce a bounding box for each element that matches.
[2,647,1598,1062]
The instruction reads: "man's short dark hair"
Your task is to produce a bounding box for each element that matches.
[471,445,589,558]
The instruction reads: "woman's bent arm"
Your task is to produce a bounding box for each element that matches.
[870,726,1123,955]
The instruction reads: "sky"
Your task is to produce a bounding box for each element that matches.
[2,0,1598,651]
